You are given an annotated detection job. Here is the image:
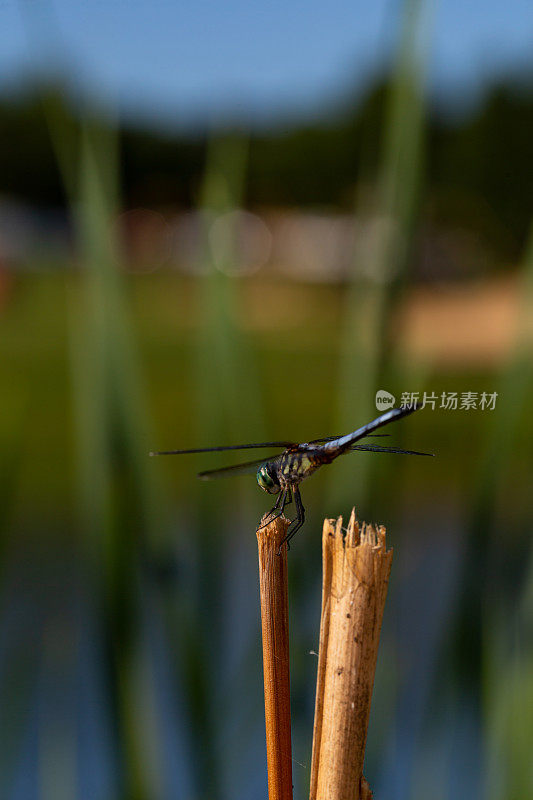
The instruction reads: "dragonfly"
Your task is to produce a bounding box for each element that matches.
[150,405,433,548]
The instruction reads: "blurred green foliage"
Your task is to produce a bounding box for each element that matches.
[0,272,510,520]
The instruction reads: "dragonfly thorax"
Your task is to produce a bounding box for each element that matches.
[257,463,281,495]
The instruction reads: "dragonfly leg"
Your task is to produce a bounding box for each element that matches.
[273,488,286,511]
[257,489,288,531]
[267,488,293,520]
[278,487,305,552]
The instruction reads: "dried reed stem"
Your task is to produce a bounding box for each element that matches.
[257,513,293,800]
[309,509,393,800]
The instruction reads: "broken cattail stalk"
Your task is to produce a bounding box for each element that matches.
[257,513,293,800]
[309,510,393,800]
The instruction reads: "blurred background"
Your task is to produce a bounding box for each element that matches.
[0,0,532,798]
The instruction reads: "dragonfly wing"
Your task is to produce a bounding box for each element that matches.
[151,441,294,456]
[349,444,434,456]
[308,433,390,444]
[198,455,282,480]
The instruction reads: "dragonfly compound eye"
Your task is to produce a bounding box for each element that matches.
[257,464,280,494]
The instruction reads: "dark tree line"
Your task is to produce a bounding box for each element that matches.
[1,78,532,258]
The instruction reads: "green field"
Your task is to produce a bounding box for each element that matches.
[1,269,525,532]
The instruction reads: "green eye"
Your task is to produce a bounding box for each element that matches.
[257,465,280,494]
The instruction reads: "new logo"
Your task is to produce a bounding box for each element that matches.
[375,390,396,411]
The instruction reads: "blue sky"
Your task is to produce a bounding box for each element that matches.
[1,0,532,127]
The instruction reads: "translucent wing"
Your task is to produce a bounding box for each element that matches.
[348,444,434,456]
[308,434,390,444]
[150,441,294,456]
[198,455,282,481]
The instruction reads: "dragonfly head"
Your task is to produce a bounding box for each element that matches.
[257,463,280,495]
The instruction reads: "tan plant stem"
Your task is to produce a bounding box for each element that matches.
[309,509,393,800]
[257,513,293,800]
